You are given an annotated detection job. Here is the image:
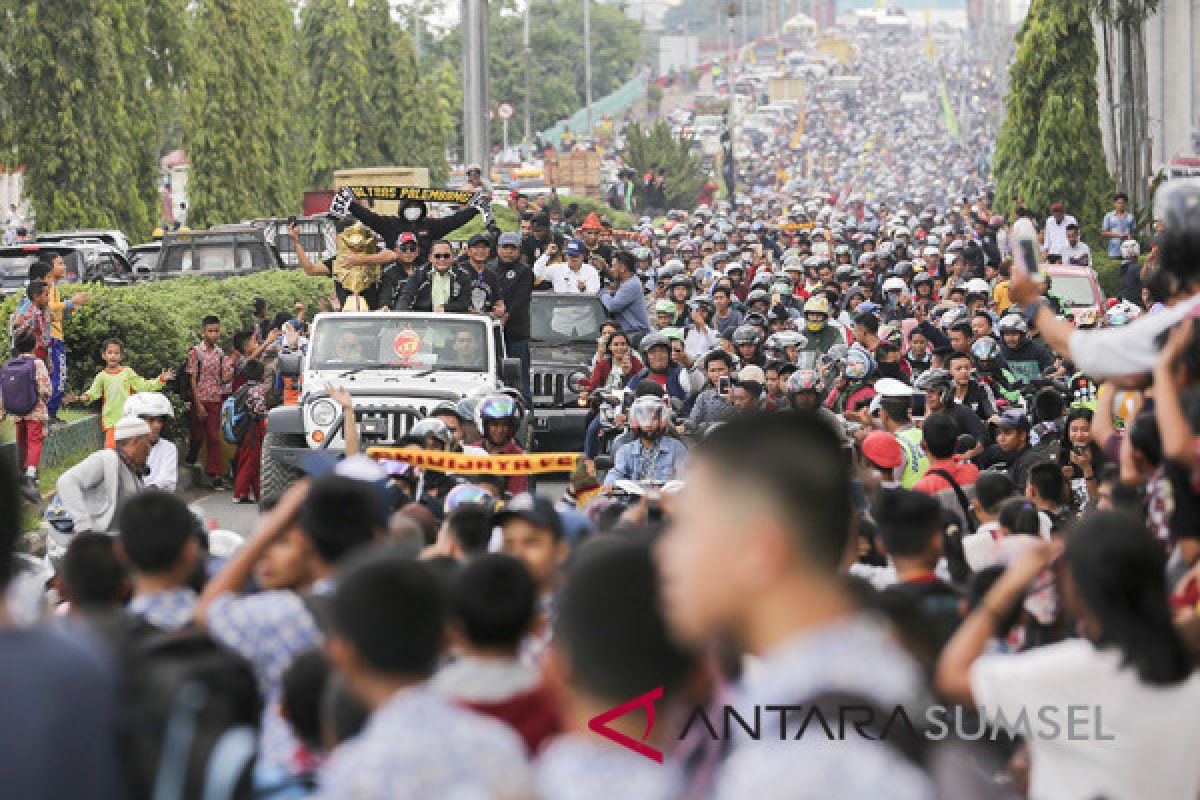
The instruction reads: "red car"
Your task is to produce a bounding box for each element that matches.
[1045,264,1106,316]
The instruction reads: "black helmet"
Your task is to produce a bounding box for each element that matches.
[732,324,763,346]
[1153,178,1200,279]
[971,335,1001,370]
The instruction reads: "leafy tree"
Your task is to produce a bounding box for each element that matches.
[0,0,181,240]
[364,0,450,182]
[993,0,1112,232]
[182,0,302,227]
[299,0,374,188]
[621,120,706,209]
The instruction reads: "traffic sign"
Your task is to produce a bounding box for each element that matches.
[497,102,514,120]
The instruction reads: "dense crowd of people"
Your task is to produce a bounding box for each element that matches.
[5,24,1200,800]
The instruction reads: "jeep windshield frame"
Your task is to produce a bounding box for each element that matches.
[308,315,492,373]
[529,295,609,343]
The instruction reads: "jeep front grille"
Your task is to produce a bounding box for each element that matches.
[355,410,415,443]
[532,372,567,406]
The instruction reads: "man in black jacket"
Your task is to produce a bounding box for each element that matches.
[520,212,564,269]
[348,195,481,263]
[394,240,471,312]
[495,232,534,404]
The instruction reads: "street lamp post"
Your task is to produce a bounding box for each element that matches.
[462,0,490,169]
[524,0,533,147]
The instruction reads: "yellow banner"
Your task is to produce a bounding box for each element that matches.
[367,447,582,475]
[346,186,475,204]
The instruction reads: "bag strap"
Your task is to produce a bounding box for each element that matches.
[926,469,979,529]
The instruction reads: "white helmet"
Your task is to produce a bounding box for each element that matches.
[964,278,991,297]
[1119,239,1140,259]
[882,276,907,294]
[124,391,173,419]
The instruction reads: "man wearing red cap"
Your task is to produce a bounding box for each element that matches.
[860,429,904,488]
[1043,202,1076,255]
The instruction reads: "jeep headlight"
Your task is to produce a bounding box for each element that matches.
[567,371,588,394]
[310,399,338,427]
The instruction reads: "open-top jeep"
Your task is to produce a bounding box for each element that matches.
[261,311,523,501]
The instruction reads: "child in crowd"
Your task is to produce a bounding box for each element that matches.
[232,359,269,505]
[68,338,174,448]
[186,315,232,489]
[1,328,53,500]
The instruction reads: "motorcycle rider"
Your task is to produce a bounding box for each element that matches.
[784,369,849,444]
[626,332,687,403]
[797,295,842,356]
[470,393,528,496]
[915,367,987,443]
[996,313,1057,385]
[603,396,688,486]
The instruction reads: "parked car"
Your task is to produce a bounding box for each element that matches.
[528,293,609,447]
[0,241,136,296]
[249,216,336,269]
[151,226,282,280]
[129,242,162,273]
[37,229,132,257]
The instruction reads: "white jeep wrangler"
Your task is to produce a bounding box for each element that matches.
[260,311,524,501]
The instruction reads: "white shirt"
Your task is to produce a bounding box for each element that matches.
[534,257,601,294]
[970,639,1200,800]
[1043,214,1077,253]
[145,438,178,492]
[1055,240,1091,265]
[1068,292,1200,378]
[684,326,720,361]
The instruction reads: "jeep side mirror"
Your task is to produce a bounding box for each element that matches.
[501,357,522,388]
[595,455,614,471]
[278,351,303,379]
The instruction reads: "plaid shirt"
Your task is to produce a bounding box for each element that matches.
[10,304,52,353]
[129,588,197,632]
[206,589,323,771]
[186,343,230,404]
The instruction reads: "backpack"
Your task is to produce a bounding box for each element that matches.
[221,386,254,444]
[0,356,39,416]
[87,615,263,800]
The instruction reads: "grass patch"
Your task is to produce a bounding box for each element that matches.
[19,442,95,532]
[0,408,90,445]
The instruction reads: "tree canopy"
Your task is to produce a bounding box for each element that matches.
[621,120,707,209]
[993,0,1112,229]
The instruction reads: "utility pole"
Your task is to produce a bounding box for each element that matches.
[462,0,489,168]
[523,0,533,146]
[584,0,593,137]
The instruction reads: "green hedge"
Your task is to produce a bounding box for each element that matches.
[0,270,334,393]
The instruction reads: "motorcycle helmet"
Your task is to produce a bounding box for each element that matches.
[640,331,672,359]
[803,295,831,332]
[1119,239,1141,259]
[443,483,498,513]
[882,276,907,294]
[410,417,454,449]
[764,331,806,361]
[971,335,1002,370]
[628,396,670,439]
[732,324,764,347]
[746,288,770,307]
[997,313,1029,345]
[1152,178,1200,279]
[786,369,823,395]
[1105,301,1140,327]
[844,346,873,380]
[475,392,522,434]
[915,367,955,406]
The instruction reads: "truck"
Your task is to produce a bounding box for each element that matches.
[261,311,525,502]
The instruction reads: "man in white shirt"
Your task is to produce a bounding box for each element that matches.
[1042,202,1076,254]
[1054,223,1091,266]
[534,238,600,294]
[124,392,179,491]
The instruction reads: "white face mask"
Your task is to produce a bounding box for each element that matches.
[403,205,422,222]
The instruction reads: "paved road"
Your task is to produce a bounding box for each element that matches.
[187,478,569,538]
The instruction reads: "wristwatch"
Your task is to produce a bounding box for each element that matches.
[1019,297,1047,327]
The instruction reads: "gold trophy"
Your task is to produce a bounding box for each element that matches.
[333,223,382,311]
